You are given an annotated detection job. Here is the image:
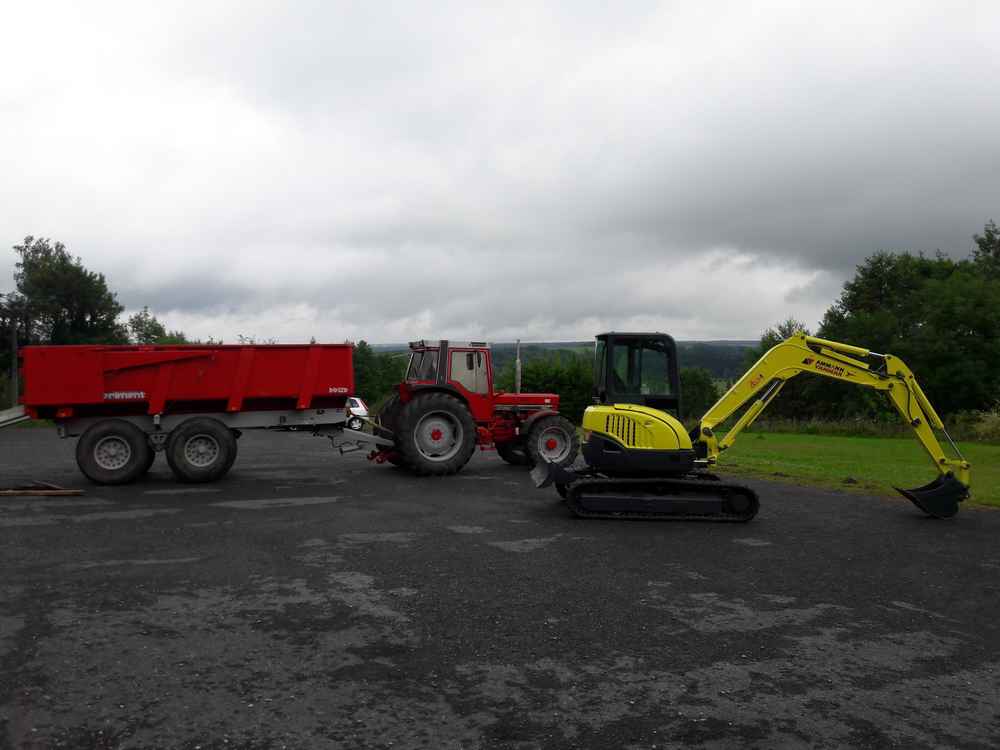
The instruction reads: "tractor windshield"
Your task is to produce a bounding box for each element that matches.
[406,350,439,381]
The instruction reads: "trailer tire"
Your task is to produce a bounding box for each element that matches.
[396,393,477,476]
[496,441,531,466]
[76,419,153,485]
[165,418,238,483]
[525,415,579,468]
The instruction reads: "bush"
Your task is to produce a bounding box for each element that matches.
[679,367,719,421]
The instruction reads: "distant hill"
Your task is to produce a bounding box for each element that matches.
[371,339,755,380]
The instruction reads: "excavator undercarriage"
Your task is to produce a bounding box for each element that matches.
[533,461,760,521]
[534,332,971,521]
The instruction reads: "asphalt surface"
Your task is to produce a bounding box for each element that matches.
[1,428,998,750]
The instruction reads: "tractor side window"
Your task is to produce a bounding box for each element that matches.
[450,351,478,392]
[473,351,489,394]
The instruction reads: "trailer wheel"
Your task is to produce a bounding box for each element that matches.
[165,418,238,483]
[496,441,530,466]
[525,415,579,468]
[396,393,476,476]
[76,419,152,485]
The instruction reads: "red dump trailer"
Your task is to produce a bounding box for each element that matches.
[5,343,363,485]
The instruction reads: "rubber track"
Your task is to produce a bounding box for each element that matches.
[565,476,759,522]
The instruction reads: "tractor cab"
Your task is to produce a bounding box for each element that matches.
[593,332,681,416]
[404,340,492,394]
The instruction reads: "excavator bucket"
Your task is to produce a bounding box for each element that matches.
[530,460,578,489]
[895,474,969,519]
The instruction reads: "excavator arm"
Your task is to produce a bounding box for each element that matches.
[694,334,971,518]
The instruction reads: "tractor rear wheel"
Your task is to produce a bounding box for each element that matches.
[396,393,477,476]
[165,417,239,483]
[377,393,403,433]
[525,415,579,468]
[496,441,530,466]
[76,419,152,485]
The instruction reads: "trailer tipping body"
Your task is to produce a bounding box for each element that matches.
[13,343,357,485]
[20,343,354,419]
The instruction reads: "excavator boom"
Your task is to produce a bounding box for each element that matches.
[695,334,970,518]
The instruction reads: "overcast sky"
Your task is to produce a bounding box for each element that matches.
[2,1,998,343]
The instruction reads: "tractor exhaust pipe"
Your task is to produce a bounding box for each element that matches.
[515,339,522,394]
[895,474,969,519]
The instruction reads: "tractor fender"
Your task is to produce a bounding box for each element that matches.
[518,409,561,435]
[399,383,469,407]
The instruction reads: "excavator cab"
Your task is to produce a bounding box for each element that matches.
[594,333,681,417]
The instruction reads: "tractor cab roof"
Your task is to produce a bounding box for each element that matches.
[408,340,490,351]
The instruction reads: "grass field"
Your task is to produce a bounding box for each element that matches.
[715,432,1000,509]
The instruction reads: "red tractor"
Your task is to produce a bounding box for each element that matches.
[375,340,579,475]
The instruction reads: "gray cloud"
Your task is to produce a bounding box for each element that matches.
[1,1,997,343]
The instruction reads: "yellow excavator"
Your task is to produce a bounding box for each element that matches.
[532,332,971,521]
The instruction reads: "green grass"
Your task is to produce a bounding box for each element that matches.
[715,431,1000,509]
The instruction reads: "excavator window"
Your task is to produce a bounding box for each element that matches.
[612,340,672,395]
[599,333,680,413]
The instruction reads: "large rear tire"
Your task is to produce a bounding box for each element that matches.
[165,417,238,483]
[496,441,531,466]
[76,419,152,485]
[377,393,403,433]
[525,415,579,468]
[396,393,477,476]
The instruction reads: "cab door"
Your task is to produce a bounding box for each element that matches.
[449,349,492,421]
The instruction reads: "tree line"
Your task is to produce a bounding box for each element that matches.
[743,220,1000,422]
[0,237,192,350]
[0,237,194,404]
[4,219,998,424]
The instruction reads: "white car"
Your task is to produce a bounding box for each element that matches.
[346,397,369,430]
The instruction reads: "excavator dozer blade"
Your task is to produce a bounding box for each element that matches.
[895,474,969,519]
[531,460,579,489]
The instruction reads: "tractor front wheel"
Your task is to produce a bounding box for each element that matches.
[396,393,477,476]
[525,415,579,468]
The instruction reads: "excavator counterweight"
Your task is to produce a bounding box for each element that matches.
[534,332,971,521]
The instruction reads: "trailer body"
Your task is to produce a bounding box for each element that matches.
[20,343,354,420]
[14,343,356,485]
